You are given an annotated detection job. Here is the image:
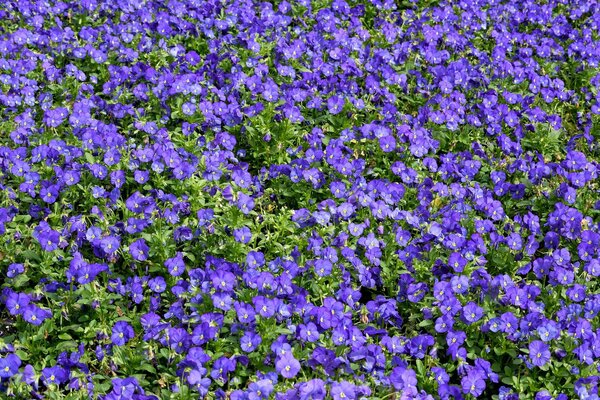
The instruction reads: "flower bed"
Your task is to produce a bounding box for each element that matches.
[1,0,600,399]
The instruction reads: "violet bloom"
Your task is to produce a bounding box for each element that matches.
[182,102,196,116]
[165,252,185,276]
[537,323,559,342]
[22,364,36,387]
[432,366,449,385]
[529,340,551,367]
[76,263,107,285]
[390,366,418,395]
[298,322,320,343]
[38,229,61,252]
[23,305,52,326]
[327,95,344,114]
[237,193,255,214]
[133,170,149,184]
[100,236,120,255]
[248,379,274,399]
[210,356,237,382]
[331,381,356,400]
[129,238,149,261]
[0,354,21,378]
[240,331,262,353]
[6,292,30,315]
[168,328,190,354]
[44,107,68,127]
[462,370,486,397]
[42,366,69,386]
[298,379,325,399]
[40,185,59,204]
[409,334,434,359]
[233,226,252,244]
[462,302,484,324]
[111,321,134,346]
[451,275,469,294]
[275,353,300,378]
[188,369,211,395]
[234,302,256,324]
[148,276,166,293]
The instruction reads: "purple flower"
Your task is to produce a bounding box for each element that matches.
[165,252,185,276]
[37,228,61,252]
[7,263,24,278]
[537,323,559,342]
[188,369,211,394]
[432,366,449,385]
[462,302,484,324]
[313,259,332,277]
[248,379,274,399]
[44,107,68,127]
[234,302,256,324]
[379,135,396,152]
[409,334,434,359]
[182,102,196,116]
[76,263,108,285]
[6,292,30,315]
[246,251,265,268]
[212,270,237,292]
[331,381,356,400]
[237,193,255,214]
[327,95,345,114]
[435,315,453,333]
[40,185,60,204]
[275,353,300,378]
[451,275,469,294]
[529,340,551,367]
[298,322,320,343]
[462,370,486,397]
[0,354,21,378]
[212,292,233,311]
[390,367,418,395]
[148,276,166,293]
[23,305,51,325]
[112,321,134,346]
[448,252,467,272]
[168,328,190,354]
[506,233,522,251]
[100,236,120,255]
[129,238,149,261]
[134,170,149,184]
[110,170,126,188]
[210,356,237,382]
[567,284,586,302]
[299,379,325,399]
[233,226,252,244]
[240,331,262,353]
[42,366,69,386]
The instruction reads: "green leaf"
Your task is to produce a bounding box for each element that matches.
[55,341,78,351]
[12,274,30,288]
[20,250,41,262]
[15,350,29,361]
[137,363,156,373]
[416,359,425,376]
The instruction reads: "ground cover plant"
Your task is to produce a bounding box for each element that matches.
[1,0,600,398]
